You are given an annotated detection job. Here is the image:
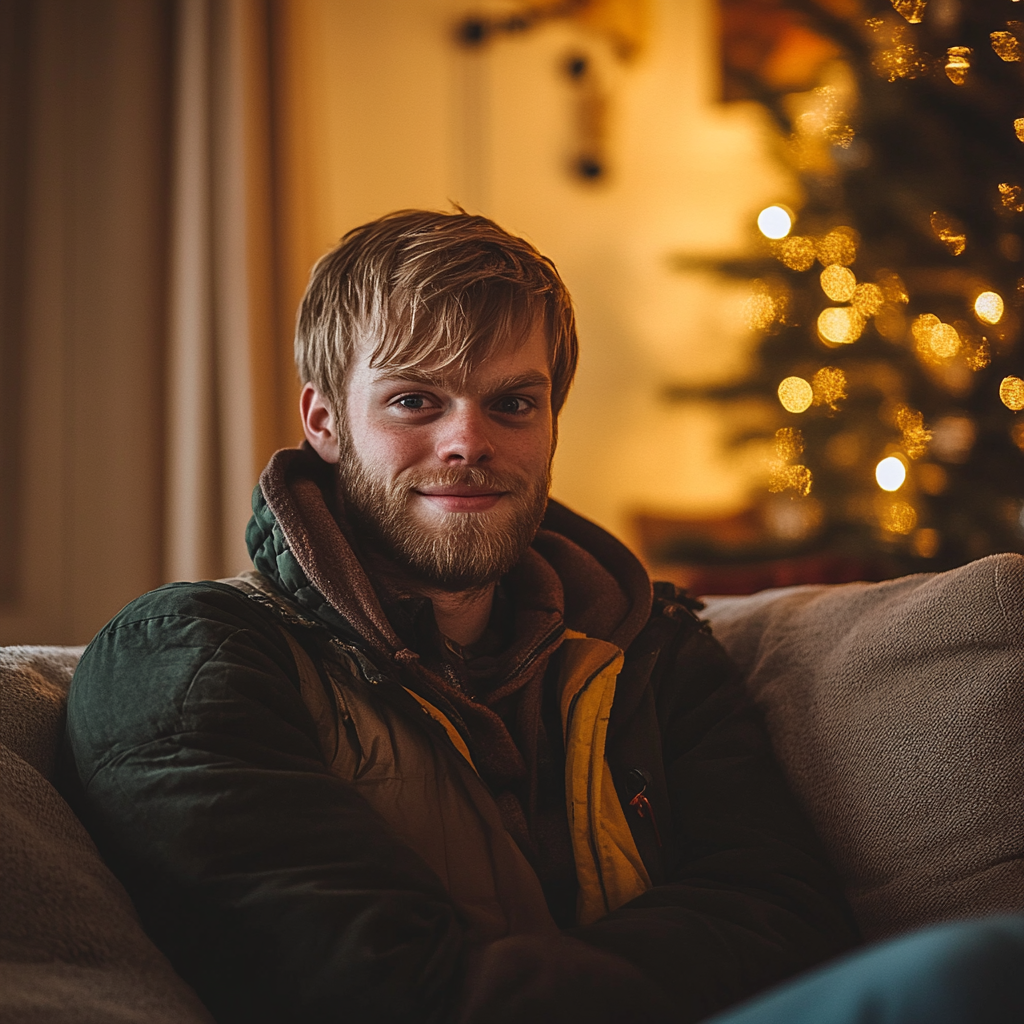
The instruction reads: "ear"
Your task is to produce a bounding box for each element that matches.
[300,383,341,464]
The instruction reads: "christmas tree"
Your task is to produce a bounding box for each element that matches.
[665,0,1024,576]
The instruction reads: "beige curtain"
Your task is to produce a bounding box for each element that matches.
[166,0,289,582]
[0,0,299,643]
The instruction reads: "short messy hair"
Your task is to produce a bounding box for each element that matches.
[294,209,579,421]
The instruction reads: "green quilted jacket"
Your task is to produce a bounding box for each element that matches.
[63,447,856,1024]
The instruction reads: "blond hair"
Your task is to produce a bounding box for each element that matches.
[295,209,579,420]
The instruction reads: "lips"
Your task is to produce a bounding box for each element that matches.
[414,488,506,513]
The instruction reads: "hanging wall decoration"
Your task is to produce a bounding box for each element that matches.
[456,0,648,181]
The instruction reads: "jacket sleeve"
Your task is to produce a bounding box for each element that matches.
[63,584,676,1024]
[568,608,860,1023]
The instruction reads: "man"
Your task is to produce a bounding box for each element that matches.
[64,209,856,1024]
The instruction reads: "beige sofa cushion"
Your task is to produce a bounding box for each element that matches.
[702,553,1024,940]
[0,646,213,1024]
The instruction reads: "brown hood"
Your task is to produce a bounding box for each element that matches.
[258,445,653,660]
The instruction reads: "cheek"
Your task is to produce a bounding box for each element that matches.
[358,423,430,476]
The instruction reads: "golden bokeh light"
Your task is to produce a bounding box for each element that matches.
[964,335,992,371]
[895,405,932,459]
[875,305,907,342]
[746,292,776,331]
[1016,118,1024,143]
[912,527,940,558]
[991,29,1023,63]
[930,211,966,256]
[912,313,960,363]
[945,46,972,85]
[778,376,813,413]
[974,291,1005,324]
[820,264,856,302]
[999,182,1024,212]
[873,25,931,81]
[881,500,918,535]
[768,463,813,497]
[811,366,848,410]
[1011,420,1024,451]
[892,0,926,24]
[816,227,858,266]
[852,282,885,317]
[877,270,909,304]
[774,426,805,461]
[931,322,961,358]
[758,205,793,239]
[875,455,907,492]
[912,313,940,344]
[999,375,1024,410]
[778,236,817,271]
[818,306,864,345]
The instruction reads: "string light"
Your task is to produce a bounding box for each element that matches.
[999,182,1024,212]
[767,428,812,496]
[876,455,908,491]
[891,0,927,24]
[818,306,864,345]
[811,366,848,410]
[774,427,804,461]
[745,278,790,331]
[945,46,972,85]
[930,211,967,255]
[931,322,961,358]
[974,291,1005,324]
[852,282,884,316]
[820,265,856,302]
[1000,376,1024,410]
[778,376,813,413]
[895,405,932,459]
[817,227,858,266]
[877,270,909,304]
[912,313,960,362]
[991,28,1023,62]
[1016,118,1024,142]
[881,500,917,535]
[778,236,817,271]
[757,206,793,239]
[874,24,932,81]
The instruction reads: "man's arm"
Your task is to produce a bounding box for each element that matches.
[64,583,675,1024]
[569,611,859,1023]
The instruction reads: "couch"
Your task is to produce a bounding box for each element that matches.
[2,553,1023,1022]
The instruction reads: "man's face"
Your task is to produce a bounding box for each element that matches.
[337,321,555,591]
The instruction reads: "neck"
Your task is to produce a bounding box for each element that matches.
[423,584,496,647]
[356,546,497,647]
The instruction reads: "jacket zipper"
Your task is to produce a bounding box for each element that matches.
[626,767,662,846]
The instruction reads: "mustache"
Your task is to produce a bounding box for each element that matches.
[400,466,530,493]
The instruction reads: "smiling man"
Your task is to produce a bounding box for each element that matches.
[65,210,855,1024]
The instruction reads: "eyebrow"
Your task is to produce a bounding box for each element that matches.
[373,368,552,394]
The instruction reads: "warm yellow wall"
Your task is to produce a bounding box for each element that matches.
[276,0,796,546]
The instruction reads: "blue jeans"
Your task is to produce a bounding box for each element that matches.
[705,915,1024,1024]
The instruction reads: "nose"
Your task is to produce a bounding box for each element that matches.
[435,402,494,465]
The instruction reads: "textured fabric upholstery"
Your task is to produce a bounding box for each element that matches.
[0,646,213,1024]
[702,553,1024,940]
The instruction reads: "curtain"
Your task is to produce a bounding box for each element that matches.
[166,0,287,582]
[0,0,297,643]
